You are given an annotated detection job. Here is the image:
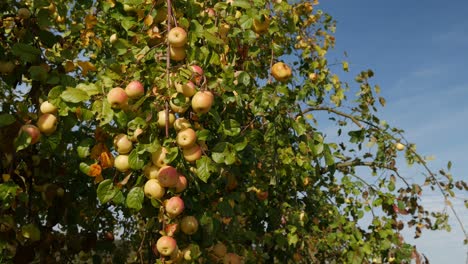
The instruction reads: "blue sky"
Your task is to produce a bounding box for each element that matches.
[318,0,468,263]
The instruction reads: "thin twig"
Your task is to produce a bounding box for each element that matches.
[301,106,364,129]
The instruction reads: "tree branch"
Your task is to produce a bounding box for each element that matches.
[301,106,364,129]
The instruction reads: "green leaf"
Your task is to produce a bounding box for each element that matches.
[77,83,99,96]
[292,121,306,136]
[21,223,41,242]
[97,179,118,204]
[11,43,41,63]
[14,129,32,151]
[323,144,335,166]
[126,187,144,211]
[92,100,114,126]
[0,114,16,127]
[129,149,145,170]
[211,142,237,165]
[61,87,91,103]
[77,138,94,159]
[203,31,224,45]
[231,0,251,9]
[29,66,48,82]
[219,119,241,137]
[196,156,217,183]
[237,72,251,86]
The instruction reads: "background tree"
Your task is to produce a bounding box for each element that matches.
[0,0,466,263]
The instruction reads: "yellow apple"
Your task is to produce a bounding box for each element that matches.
[175,81,197,97]
[114,155,130,172]
[40,101,57,114]
[113,134,133,154]
[144,179,165,199]
[176,128,197,148]
[107,87,128,109]
[151,147,168,167]
[395,142,405,151]
[167,27,188,48]
[271,62,292,82]
[37,113,58,135]
[157,111,175,128]
[174,118,192,131]
[144,163,159,179]
[170,46,186,61]
[170,93,190,114]
[191,91,214,114]
[183,144,202,162]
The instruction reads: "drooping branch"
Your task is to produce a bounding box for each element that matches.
[301,106,364,129]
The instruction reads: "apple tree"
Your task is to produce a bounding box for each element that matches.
[1,0,467,263]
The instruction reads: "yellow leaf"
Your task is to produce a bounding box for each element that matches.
[77,61,96,75]
[84,15,97,29]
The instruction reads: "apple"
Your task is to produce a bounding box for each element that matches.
[17,8,31,19]
[205,8,216,18]
[143,163,159,179]
[157,165,179,188]
[37,113,58,135]
[165,223,179,237]
[176,128,197,148]
[256,190,269,201]
[170,46,186,61]
[20,125,41,145]
[180,216,199,235]
[191,91,214,114]
[175,175,187,193]
[40,101,57,114]
[170,93,190,114]
[252,15,270,33]
[308,72,317,82]
[123,4,136,13]
[212,242,227,258]
[395,142,405,151]
[113,134,133,154]
[114,155,130,172]
[144,179,165,199]
[174,118,192,131]
[125,80,145,99]
[176,81,197,97]
[271,62,292,82]
[109,33,118,44]
[165,196,184,218]
[107,87,128,109]
[183,144,202,162]
[156,236,177,256]
[0,61,15,74]
[104,232,114,242]
[130,127,143,142]
[223,253,241,264]
[167,27,188,48]
[151,147,168,167]
[157,110,175,128]
[190,65,204,84]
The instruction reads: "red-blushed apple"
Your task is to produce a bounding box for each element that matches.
[165,223,179,237]
[176,81,197,97]
[170,46,186,61]
[157,165,179,187]
[20,124,41,145]
[40,101,57,114]
[37,113,58,135]
[156,236,177,256]
[175,175,187,193]
[212,242,227,258]
[252,15,269,33]
[271,62,292,82]
[125,80,145,99]
[176,128,197,148]
[165,196,185,218]
[190,65,204,84]
[17,8,31,19]
[167,27,188,48]
[205,8,216,18]
[174,118,192,131]
[107,87,128,109]
[143,163,159,179]
[113,133,133,154]
[151,147,168,167]
[395,142,405,151]
[191,90,214,114]
[170,93,190,113]
[180,216,199,235]
[144,179,165,199]
[223,253,242,264]
[182,144,202,162]
[256,190,269,201]
[157,110,175,128]
[114,155,130,172]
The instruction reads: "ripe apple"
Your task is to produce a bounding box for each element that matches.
[167,27,188,48]
[170,93,190,113]
[37,113,58,135]
[40,101,57,114]
[252,15,270,33]
[174,118,192,131]
[180,216,199,235]
[156,236,177,256]
[175,175,187,193]
[165,196,185,218]
[151,147,168,167]
[20,125,41,145]
[0,61,15,74]
[170,46,186,61]
[176,128,197,148]
[176,81,197,97]
[143,163,159,179]
[212,242,227,258]
[223,253,241,264]
[114,155,130,172]
[395,142,405,151]
[256,190,269,201]
[205,8,216,18]
[157,110,175,128]
[190,65,204,84]
[271,62,292,82]
[125,80,145,99]
[113,133,133,154]
[157,165,179,187]
[191,90,214,114]
[107,87,128,109]
[183,144,202,162]
[17,8,31,19]
[144,179,165,199]
[109,33,118,44]
[130,127,143,142]
[165,223,179,237]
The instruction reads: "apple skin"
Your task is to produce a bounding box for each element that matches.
[170,46,186,61]
[175,175,187,193]
[165,196,185,218]
[143,163,159,179]
[176,128,197,148]
[20,125,41,145]
[183,144,202,162]
[212,242,227,258]
[191,91,214,114]
[223,253,242,264]
[0,61,15,74]
[125,80,145,99]
[170,93,190,114]
[37,113,58,135]
[180,216,199,235]
[40,101,58,114]
[157,166,179,188]
[151,147,168,167]
[157,111,175,128]
[109,33,118,44]
[114,155,130,172]
[167,27,188,48]
[176,81,197,98]
[271,62,292,82]
[144,179,165,199]
[190,65,204,85]
[156,236,178,256]
[107,87,128,109]
[17,8,31,19]
[174,118,192,131]
[113,134,133,154]
[252,15,270,33]
[395,142,405,151]
[130,127,143,142]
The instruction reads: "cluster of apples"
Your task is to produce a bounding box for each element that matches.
[19,101,59,145]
